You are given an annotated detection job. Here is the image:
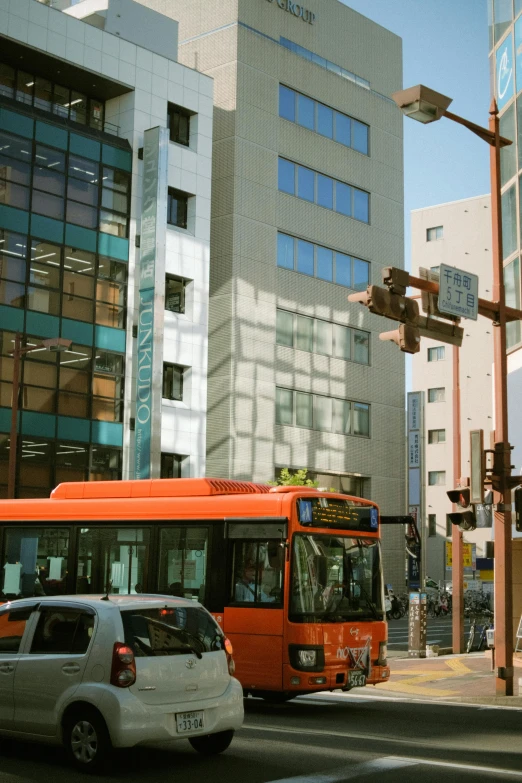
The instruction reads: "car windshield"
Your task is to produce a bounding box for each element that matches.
[290,534,384,622]
[121,606,225,657]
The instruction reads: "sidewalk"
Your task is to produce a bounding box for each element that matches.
[378,650,522,707]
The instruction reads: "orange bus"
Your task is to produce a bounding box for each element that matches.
[0,478,390,701]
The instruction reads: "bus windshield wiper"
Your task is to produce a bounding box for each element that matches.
[353,581,380,620]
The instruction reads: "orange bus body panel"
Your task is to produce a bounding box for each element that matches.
[224,608,284,691]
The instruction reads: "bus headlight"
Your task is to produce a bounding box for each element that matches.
[289,644,325,671]
[298,649,317,667]
[378,642,388,665]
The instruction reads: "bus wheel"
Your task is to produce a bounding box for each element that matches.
[261,692,295,704]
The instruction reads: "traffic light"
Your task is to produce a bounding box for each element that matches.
[348,285,419,324]
[447,486,476,531]
[515,486,522,532]
[379,324,421,354]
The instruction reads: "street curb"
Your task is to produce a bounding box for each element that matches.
[442,696,522,707]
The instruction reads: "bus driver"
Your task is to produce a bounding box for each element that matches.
[235,563,274,603]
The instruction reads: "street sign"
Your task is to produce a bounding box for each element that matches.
[438,264,479,321]
[408,592,427,658]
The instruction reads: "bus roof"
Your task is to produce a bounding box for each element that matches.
[0,479,378,523]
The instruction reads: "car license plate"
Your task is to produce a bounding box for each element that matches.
[176,711,204,734]
[348,670,366,688]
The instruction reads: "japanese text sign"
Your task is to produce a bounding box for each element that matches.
[438,264,479,321]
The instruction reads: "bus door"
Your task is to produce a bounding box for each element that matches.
[224,520,287,692]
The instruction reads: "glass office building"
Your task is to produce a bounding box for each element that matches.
[0,0,213,496]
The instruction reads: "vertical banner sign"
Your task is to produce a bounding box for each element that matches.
[496,31,514,112]
[408,591,427,658]
[407,392,424,589]
[135,127,168,479]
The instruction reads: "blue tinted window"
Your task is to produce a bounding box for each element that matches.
[335,113,351,146]
[352,120,368,155]
[316,247,333,281]
[279,85,296,122]
[297,240,314,275]
[317,104,333,138]
[297,94,315,130]
[298,166,315,202]
[277,233,295,269]
[326,61,341,76]
[317,175,333,209]
[353,258,370,290]
[335,253,351,287]
[335,182,351,216]
[278,158,295,195]
[353,189,369,223]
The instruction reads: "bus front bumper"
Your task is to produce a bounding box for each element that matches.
[283,663,390,692]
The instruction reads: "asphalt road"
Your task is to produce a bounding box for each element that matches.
[1,689,521,783]
[388,613,470,651]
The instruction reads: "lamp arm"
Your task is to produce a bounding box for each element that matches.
[443,110,512,148]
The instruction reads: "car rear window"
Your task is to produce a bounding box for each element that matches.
[121,606,225,657]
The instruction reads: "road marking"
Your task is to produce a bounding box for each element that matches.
[263,754,522,782]
[264,757,415,782]
[374,656,474,695]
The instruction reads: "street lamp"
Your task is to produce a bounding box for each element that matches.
[393,84,516,696]
[8,333,72,499]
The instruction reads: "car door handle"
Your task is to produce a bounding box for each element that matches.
[62,663,81,674]
[0,663,14,674]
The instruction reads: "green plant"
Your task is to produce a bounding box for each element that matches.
[268,468,318,487]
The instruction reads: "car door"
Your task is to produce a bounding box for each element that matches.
[14,604,95,736]
[0,604,36,731]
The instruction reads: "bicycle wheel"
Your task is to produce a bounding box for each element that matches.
[466,622,475,653]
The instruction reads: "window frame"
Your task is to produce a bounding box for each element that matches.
[162,362,185,402]
[426,225,443,241]
[275,308,370,365]
[276,232,370,291]
[275,387,370,437]
[428,387,445,403]
[167,187,189,230]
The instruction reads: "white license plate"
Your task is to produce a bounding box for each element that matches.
[176,711,204,734]
[348,671,366,688]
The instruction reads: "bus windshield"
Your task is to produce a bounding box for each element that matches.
[290,534,384,623]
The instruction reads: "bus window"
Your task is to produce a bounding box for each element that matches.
[231,540,283,605]
[77,527,149,595]
[157,527,208,603]
[1,528,70,599]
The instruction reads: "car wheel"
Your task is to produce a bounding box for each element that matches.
[64,708,112,773]
[189,729,234,756]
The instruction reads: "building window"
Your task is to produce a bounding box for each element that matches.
[162,363,184,401]
[276,309,370,365]
[161,452,186,478]
[505,257,521,349]
[167,104,192,146]
[428,471,446,486]
[279,85,369,155]
[428,429,446,444]
[0,62,107,132]
[279,38,370,91]
[275,387,369,437]
[426,226,443,241]
[278,158,370,224]
[165,275,188,313]
[167,188,189,229]
[428,387,445,403]
[428,514,437,537]
[446,515,453,537]
[427,346,445,362]
[277,232,369,290]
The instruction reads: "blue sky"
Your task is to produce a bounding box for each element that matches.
[343,0,491,269]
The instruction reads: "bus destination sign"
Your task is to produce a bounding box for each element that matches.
[297,498,378,531]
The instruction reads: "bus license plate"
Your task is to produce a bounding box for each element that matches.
[176,711,204,734]
[348,671,366,688]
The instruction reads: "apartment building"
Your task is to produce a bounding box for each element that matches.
[411,195,495,584]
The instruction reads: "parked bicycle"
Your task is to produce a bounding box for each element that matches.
[466,609,494,653]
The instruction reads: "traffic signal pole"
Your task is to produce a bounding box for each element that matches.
[452,344,465,654]
[489,101,514,696]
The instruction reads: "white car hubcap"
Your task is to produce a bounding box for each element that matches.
[71,720,98,763]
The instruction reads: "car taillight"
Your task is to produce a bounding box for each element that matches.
[111,642,136,688]
[224,637,235,675]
